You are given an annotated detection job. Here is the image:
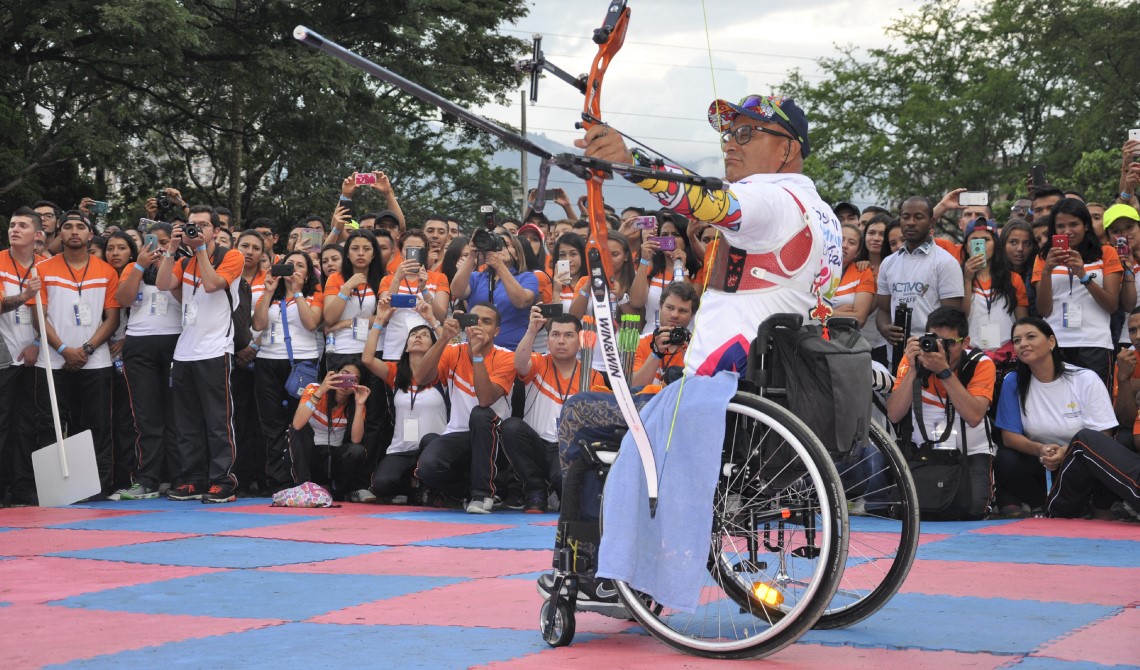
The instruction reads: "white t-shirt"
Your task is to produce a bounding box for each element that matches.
[37,255,121,370]
[172,248,245,362]
[123,276,183,337]
[372,360,449,453]
[520,354,605,442]
[1031,247,1122,350]
[258,297,323,361]
[0,250,40,364]
[966,275,1028,351]
[323,272,383,355]
[877,240,965,342]
[994,367,1117,448]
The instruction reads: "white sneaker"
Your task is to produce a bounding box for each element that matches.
[465,496,494,514]
[348,489,378,503]
[109,484,160,501]
[850,497,867,516]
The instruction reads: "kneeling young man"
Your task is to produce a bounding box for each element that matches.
[414,303,515,514]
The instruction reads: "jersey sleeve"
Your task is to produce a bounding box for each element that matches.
[379,275,393,293]
[102,264,121,309]
[965,356,996,403]
[993,371,1024,434]
[634,334,653,370]
[892,356,912,392]
[1012,273,1029,307]
[430,271,451,296]
[324,273,345,301]
[856,266,876,293]
[1030,257,1045,284]
[535,270,553,303]
[1082,371,1118,431]
[1101,246,1123,275]
[519,352,545,383]
[217,249,244,284]
[437,343,460,384]
[299,383,320,404]
[876,256,892,296]
[487,347,518,396]
[937,252,965,298]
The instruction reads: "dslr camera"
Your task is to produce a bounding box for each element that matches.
[657,326,691,346]
[919,333,942,353]
[155,192,175,217]
[472,228,504,252]
[182,222,201,239]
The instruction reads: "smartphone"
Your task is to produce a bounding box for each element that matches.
[90,200,110,214]
[138,218,162,232]
[1052,234,1069,251]
[1031,164,1047,186]
[333,373,358,389]
[632,215,657,230]
[556,259,570,275]
[390,293,417,308]
[959,192,989,207]
[969,238,987,267]
[271,262,295,277]
[298,230,323,252]
[1130,129,1140,156]
[1116,236,1130,258]
[538,303,564,318]
[144,234,159,250]
[543,189,561,200]
[403,246,427,266]
[354,173,376,185]
[649,235,676,251]
[456,312,480,328]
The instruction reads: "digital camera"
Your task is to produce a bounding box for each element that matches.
[472,228,504,252]
[183,223,201,239]
[919,333,942,353]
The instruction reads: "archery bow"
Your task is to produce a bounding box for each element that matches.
[293,2,724,516]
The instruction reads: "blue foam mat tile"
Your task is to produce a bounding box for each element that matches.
[800,593,1117,654]
[411,523,556,550]
[51,571,462,620]
[916,534,1140,568]
[51,511,314,534]
[50,535,387,568]
[46,623,584,670]
[1005,658,1138,670]
[847,516,1020,534]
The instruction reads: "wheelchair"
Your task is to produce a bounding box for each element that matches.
[539,314,919,659]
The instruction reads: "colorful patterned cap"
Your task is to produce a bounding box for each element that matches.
[708,95,811,158]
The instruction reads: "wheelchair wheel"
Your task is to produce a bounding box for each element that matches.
[615,392,848,660]
[539,599,575,647]
[816,420,919,629]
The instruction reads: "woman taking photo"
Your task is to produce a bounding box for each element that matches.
[832,224,875,328]
[363,306,449,502]
[961,219,1029,357]
[630,212,701,336]
[289,366,370,499]
[451,232,539,350]
[994,317,1117,517]
[1032,198,1123,388]
[379,230,450,359]
[323,229,386,364]
[253,250,324,494]
[550,233,587,308]
[570,233,642,377]
[103,232,140,493]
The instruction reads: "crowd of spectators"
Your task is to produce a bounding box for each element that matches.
[0,142,1138,521]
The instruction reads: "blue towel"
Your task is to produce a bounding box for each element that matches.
[596,371,738,612]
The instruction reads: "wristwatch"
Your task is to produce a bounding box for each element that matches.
[81,342,95,355]
[936,368,952,381]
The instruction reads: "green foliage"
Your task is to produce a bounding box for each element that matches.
[0,0,530,234]
[786,0,1139,224]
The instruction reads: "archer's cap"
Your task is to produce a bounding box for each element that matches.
[708,95,811,158]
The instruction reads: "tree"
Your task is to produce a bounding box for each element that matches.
[0,0,530,234]
[783,0,1139,231]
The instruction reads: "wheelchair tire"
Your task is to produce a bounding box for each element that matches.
[614,391,848,660]
[814,419,919,629]
[539,599,575,647]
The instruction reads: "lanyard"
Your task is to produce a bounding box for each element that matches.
[551,360,579,403]
[408,385,422,411]
[64,259,91,297]
[10,254,33,290]
[972,277,993,314]
[354,285,368,311]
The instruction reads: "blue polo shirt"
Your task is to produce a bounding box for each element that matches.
[468,269,539,350]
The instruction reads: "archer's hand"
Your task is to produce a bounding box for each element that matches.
[575,124,633,169]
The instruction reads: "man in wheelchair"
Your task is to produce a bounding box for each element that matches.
[540,95,844,617]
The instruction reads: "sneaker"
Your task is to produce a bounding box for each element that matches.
[420,488,462,509]
[465,496,494,514]
[1111,501,1140,522]
[390,495,408,505]
[201,484,236,504]
[537,572,562,600]
[576,578,632,620]
[849,497,868,516]
[167,484,203,501]
[524,491,547,514]
[999,504,1026,519]
[110,484,160,501]
[547,490,561,513]
[502,492,526,510]
[348,489,378,503]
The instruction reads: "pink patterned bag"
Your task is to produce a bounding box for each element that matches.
[271,482,333,508]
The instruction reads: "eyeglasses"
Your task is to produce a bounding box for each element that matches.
[38,212,57,220]
[941,336,964,348]
[720,125,796,149]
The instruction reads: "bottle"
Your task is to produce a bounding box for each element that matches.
[113,357,123,376]
[672,258,685,283]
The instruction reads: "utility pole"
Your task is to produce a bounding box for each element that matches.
[520,89,528,219]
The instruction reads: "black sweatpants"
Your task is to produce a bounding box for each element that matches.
[35,366,114,493]
[994,446,1049,509]
[500,417,561,496]
[170,355,237,490]
[232,362,266,491]
[110,363,139,490]
[1059,346,1113,392]
[371,442,427,498]
[1047,429,1140,517]
[122,334,178,490]
[326,351,392,491]
[0,365,30,500]
[254,358,307,492]
[285,424,367,498]
[416,406,501,499]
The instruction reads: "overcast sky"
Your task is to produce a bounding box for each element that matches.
[474,0,942,211]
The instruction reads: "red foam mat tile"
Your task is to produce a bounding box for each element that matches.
[0,603,283,667]
[266,546,551,578]
[970,518,1140,541]
[311,577,636,635]
[898,559,1140,606]
[207,502,405,516]
[216,515,510,546]
[0,556,225,604]
[0,506,151,528]
[474,633,1012,669]
[0,527,194,556]
[1033,606,1140,667]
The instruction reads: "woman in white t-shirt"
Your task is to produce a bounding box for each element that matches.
[993,317,1118,517]
[961,219,1029,358]
[362,320,449,501]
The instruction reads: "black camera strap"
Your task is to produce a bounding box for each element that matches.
[911,372,955,445]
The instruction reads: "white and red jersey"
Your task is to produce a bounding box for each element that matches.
[171,248,244,361]
[257,292,326,360]
[299,383,362,446]
[435,342,514,434]
[323,272,382,355]
[0,250,43,364]
[37,254,121,370]
[519,354,604,442]
[119,265,182,337]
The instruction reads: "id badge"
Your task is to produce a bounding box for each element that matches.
[977,323,1001,350]
[149,293,168,316]
[15,304,30,325]
[403,418,420,443]
[932,421,959,449]
[352,317,370,341]
[183,301,198,326]
[270,322,284,344]
[74,302,93,326]
[1062,302,1082,328]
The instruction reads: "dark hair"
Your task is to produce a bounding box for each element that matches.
[551,233,587,282]
[1031,185,1065,205]
[545,313,583,333]
[1064,190,1086,203]
[468,301,501,327]
[303,215,325,229]
[250,217,275,233]
[145,221,173,236]
[271,250,319,301]
[32,200,61,223]
[902,195,934,218]
[524,211,550,227]
[884,218,902,254]
[215,206,232,217]
[925,305,968,338]
[861,205,890,216]
[572,219,590,231]
[398,229,429,250]
[999,218,1037,281]
[1010,316,1068,414]
[661,280,700,312]
[440,234,470,287]
[621,206,645,217]
[321,243,343,257]
[105,231,139,266]
[649,212,700,278]
[187,204,220,228]
[962,225,1019,316]
[519,237,547,277]
[90,236,107,255]
[10,206,42,230]
[607,233,636,292]
[340,229,386,294]
[1040,198,1101,263]
[857,214,891,263]
[393,324,439,392]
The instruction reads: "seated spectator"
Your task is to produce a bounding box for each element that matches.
[994,317,1118,518]
[363,311,448,502]
[1044,428,1140,519]
[502,308,604,513]
[414,303,515,513]
[288,367,370,498]
[886,306,996,520]
[632,283,698,387]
